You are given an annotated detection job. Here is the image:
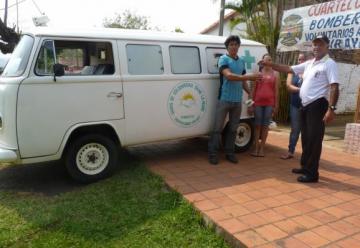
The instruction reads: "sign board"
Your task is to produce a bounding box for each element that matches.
[278,0,360,52]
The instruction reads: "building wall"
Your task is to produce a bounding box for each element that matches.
[337,63,360,113]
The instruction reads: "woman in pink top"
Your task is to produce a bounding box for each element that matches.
[251,54,279,157]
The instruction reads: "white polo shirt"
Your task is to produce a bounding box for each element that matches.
[291,55,339,107]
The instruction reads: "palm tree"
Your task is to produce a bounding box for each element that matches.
[224,0,284,59]
[224,0,292,123]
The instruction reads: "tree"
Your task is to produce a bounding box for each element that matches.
[103,10,151,30]
[219,0,291,122]
[0,0,20,54]
[0,18,20,54]
[173,27,184,33]
[224,0,284,59]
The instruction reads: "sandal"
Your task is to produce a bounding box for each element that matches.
[250,151,259,157]
[281,153,294,160]
[257,147,265,157]
[258,151,265,157]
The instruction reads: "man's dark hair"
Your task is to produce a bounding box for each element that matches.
[224,35,241,48]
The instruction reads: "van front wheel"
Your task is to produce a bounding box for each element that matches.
[65,134,118,183]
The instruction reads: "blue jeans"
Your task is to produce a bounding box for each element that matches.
[254,106,273,126]
[208,101,242,155]
[288,105,301,154]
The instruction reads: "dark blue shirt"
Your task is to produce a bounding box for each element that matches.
[290,74,302,108]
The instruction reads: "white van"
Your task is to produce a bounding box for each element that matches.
[0,28,267,182]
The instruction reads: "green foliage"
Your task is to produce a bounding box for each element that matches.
[0,18,20,54]
[274,51,302,123]
[225,0,288,122]
[225,0,281,59]
[275,75,290,123]
[103,10,151,30]
[174,27,184,33]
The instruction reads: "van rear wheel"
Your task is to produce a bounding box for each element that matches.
[65,134,118,183]
[234,119,254,152]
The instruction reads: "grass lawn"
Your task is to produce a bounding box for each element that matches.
[0,155,229,248]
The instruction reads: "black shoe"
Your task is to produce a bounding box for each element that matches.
[225,154,238,164]
[292,168,305,174]
[208,155,219,165]
[297,175,319,183]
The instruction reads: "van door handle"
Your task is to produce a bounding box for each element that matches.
[107,92,123,98]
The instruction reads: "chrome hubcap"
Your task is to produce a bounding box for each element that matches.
[235,123,251,147]
[76,143,109,175]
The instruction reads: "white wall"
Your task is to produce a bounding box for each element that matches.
[337,63,360,113]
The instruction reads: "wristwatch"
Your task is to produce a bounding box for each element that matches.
[329,105,337,111]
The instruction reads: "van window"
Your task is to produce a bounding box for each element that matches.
[169,46,200,74]
[126,44,164,75]
[206,48,226,74]
[35,40,115,76]
[35,40,56,74]
[2,35,34,77]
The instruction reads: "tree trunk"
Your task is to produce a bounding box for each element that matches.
[219,0,225,36]
[4,0,8,26]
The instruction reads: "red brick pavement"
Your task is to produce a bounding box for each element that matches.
[129,132,360,247]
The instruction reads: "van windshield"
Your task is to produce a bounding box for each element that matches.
[2,35,34,77]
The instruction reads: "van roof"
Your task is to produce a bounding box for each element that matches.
[25,27,266,47]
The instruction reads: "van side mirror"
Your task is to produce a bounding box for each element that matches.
[53,63,65,81]
[54,63,65,76]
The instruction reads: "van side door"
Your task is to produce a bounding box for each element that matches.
[17,38,124,158]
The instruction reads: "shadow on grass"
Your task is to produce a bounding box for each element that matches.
[0,160,81,196]
[0,149,229,248]
[0,149,138,196]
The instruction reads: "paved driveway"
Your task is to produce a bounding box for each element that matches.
[130,132,360,247]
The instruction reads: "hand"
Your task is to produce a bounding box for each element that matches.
[248,72,262,82]
[323,109,335,124]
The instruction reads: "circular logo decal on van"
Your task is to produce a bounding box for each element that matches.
[168,81,207,128]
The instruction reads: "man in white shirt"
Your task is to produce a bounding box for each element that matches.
[259,34,340,183]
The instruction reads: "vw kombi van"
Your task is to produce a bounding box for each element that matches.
[0,28,267,182]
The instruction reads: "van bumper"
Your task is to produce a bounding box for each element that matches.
[0,148,18,163]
